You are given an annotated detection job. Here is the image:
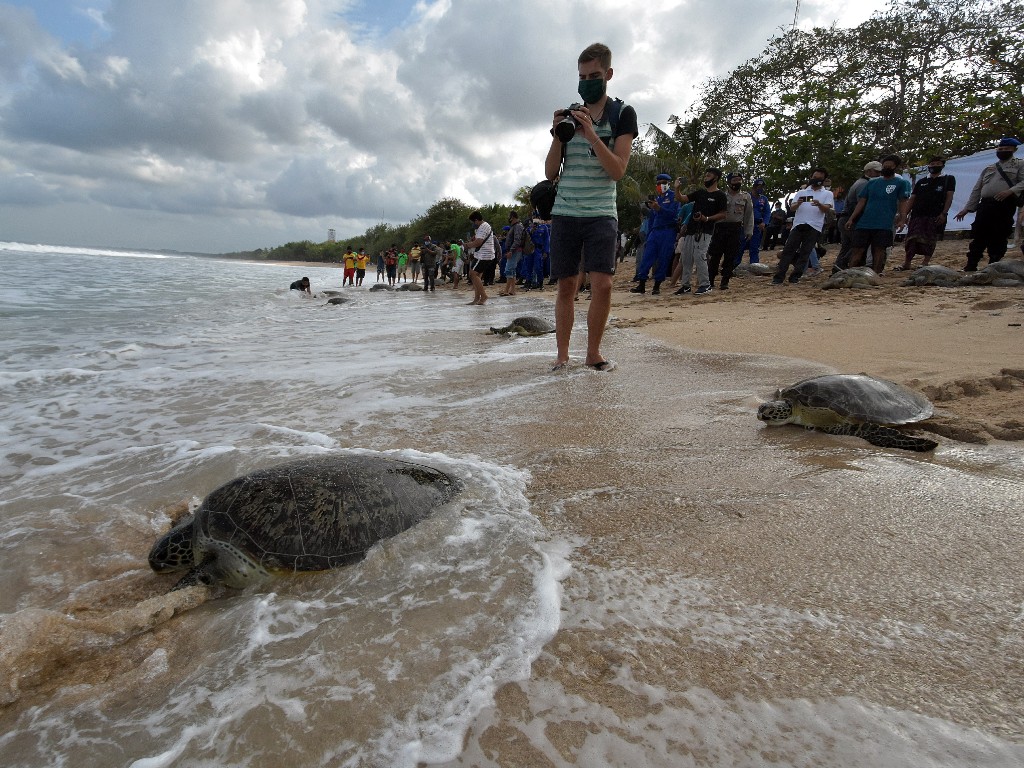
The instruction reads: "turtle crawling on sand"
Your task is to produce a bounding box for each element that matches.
[821,267,883,290]
[149,455,462,589]
[757,374,938,452]
[489,316,556,336]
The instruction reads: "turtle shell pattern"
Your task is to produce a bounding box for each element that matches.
[194,455,460,573]
[781,374,933,426]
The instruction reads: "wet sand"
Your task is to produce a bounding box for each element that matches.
[431,239,1024,765]
[607,240,1024,445]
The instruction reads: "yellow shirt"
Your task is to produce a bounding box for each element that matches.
[355,254,368,269]
[409,246,422,262]
[343,253,356,269]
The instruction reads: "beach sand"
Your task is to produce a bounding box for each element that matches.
[607,239,1024,444]
[436,238,1024,765]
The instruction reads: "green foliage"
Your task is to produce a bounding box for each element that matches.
[689,0,1023,191]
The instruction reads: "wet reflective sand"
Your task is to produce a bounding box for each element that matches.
[415,332,1024,766]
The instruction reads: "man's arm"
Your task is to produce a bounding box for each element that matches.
[955,172,986,219]
[940,189,954,220]
[845,198,867,229]
[544,120,564,181]
[573,103,633,181]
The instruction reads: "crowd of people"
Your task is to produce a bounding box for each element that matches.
[290,212,559,300]
[628,136,1024,295]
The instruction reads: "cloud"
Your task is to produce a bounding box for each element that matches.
[0,0,887,252]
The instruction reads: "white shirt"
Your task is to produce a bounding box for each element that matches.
[791,186,835,232]
[473,222,495,260]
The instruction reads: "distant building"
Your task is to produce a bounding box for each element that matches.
[328,229,336,243]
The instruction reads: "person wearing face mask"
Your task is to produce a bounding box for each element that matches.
[702,173,753,290]
[833,161,882,273]
[545,42,638,371]
[772,167,834,285]
[954,136,1024,271]
[893,156,956,272]
[671,168,728,295]
[737,178,771,266]
[845,154,911,273]
[631,173,680,295]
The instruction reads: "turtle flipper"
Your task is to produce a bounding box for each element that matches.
[171,556,220,590]
[851,424,937,452]
[818,423,937,452]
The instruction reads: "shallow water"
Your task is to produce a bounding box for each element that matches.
[1,243,1021,767]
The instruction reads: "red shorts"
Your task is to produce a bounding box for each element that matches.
[344,267,356,279]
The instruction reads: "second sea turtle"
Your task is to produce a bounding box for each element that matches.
[489,316,556,336]
[757,373,937,452]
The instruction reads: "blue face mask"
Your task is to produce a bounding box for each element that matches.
[577,77,606,105]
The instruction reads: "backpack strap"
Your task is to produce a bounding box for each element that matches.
[604,97,623,136]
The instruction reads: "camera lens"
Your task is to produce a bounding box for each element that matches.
[554,117,576,143]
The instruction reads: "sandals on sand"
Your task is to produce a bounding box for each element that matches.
[585,360,617,372]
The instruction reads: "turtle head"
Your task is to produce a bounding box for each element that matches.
[757,399,794,425]
[149,516,197,573]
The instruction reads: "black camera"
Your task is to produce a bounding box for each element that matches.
[554,103,584,143]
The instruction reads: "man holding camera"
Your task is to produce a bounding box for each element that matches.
[631,173,680,295]
[671,168,728,295]
[772,167,834,284]
[545,42,638,371]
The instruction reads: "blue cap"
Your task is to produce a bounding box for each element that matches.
[998,136,1021,148]
[753,177,765,186]
[656,173,672,182]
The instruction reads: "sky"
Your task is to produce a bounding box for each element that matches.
[0,0,892,253]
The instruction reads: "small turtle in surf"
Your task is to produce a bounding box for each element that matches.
[148,455,462,589]
[489,316,556,336]
[757,374,937,452]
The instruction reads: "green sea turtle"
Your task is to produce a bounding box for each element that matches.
[959,259,1024,286]
[149,455,462,589]
[821,267,883,290]
[396,283,425,291]
[757,373,937,452]
[733,262,775,277]
[489,316,556,336]
[901,264,961,287]
[326,297,348,305]
[368,284,393,292]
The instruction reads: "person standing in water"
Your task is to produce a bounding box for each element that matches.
[544,42,637,371]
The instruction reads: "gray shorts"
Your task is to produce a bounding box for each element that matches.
[549,216,617,280]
